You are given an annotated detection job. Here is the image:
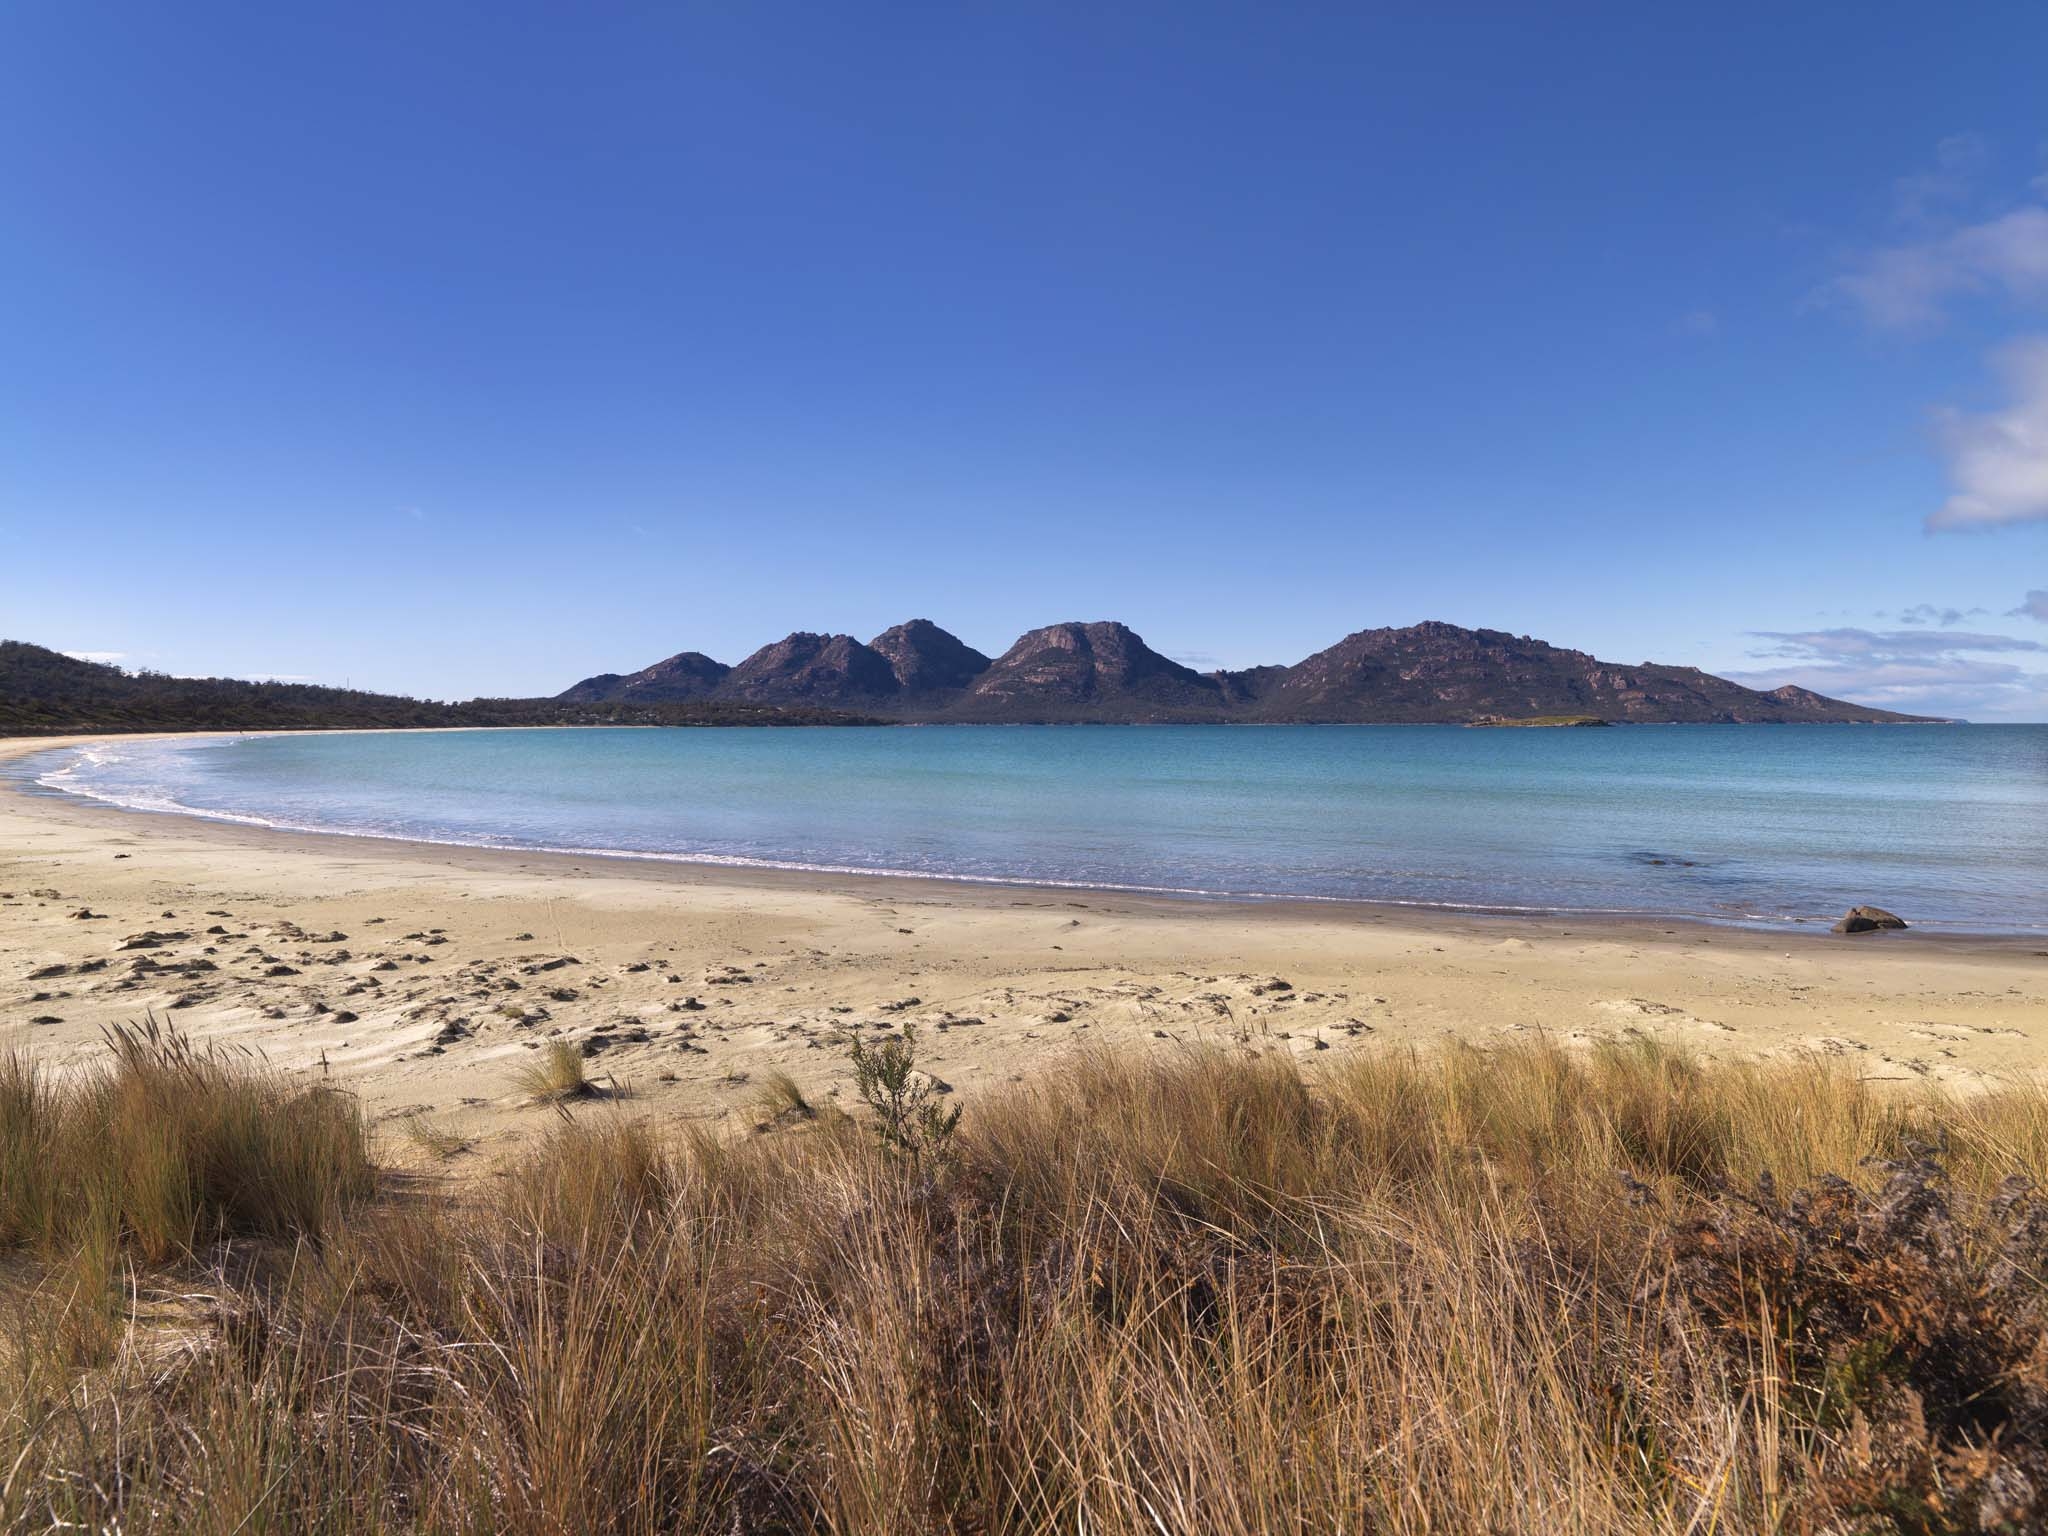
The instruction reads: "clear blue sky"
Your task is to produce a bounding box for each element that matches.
[5,3,2046,718]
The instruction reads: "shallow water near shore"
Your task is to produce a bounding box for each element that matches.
[19,724,2048,932]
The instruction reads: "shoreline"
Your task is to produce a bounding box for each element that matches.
[5,732,2036,946]
[4,731,2042,1161]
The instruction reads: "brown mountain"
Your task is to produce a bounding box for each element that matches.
[568,621,992,713]
[947,622,1233,722]
[558,619,1948,725]
[718,633,902,705]
[868,619,992,696]
[1244,622,1925,724]
[556,650,729,704]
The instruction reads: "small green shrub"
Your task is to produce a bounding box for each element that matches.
[847,1022,959,1167]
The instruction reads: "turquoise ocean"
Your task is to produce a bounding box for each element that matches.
[18,725,2047,932]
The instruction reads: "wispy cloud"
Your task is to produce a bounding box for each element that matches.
[1748,627,2045,659]
[1674,308,1718,338]
[1823,143,2048,532]
[1729,627,2048,719]
[1890,132,1989,226]
[1927,335,2048,530]
[1893,604,1985,626]
[1831,206,2048,332]
[62,650,125,665]
[2013,590,2048,623]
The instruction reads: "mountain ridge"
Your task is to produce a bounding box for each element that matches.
[0,642,881,734]
[0,630,1949,735]
[563,619,1948,725]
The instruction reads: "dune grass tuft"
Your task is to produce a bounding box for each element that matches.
[0,1016,372,1263]
[3,1029,2045,1533]
[399,1111,471,1161]
[749,1067,818,1132]
[511,1038,596,1103]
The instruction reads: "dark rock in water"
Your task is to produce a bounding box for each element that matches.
[1833,905,1909,934]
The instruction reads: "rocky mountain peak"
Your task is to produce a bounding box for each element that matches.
[558,619,1942,725]
[867,620,991,694]
[722,632,899,702]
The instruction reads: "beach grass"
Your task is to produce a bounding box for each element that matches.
[512,1037,597,1103]
[2,1026,2044,1532]
[0,1016,371,1264]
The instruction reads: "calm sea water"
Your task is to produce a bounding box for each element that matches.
[20,725,2048,931]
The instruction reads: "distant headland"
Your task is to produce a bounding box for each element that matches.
[2,621,1948,736]
[561,619,1945,725]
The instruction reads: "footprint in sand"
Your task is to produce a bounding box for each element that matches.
[1594,998,1736,1033]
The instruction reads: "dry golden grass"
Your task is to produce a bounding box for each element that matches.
[399,1111,471,1161]
[750,1067,819,1131]
[0,1017,371,1263]
[2,1028,2044,1533]
[511,1038,597,1103]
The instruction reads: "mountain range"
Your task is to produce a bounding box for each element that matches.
[0,642,878,735]
[561,619,1942,725]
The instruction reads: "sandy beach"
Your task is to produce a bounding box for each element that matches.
[4,732,2043,1162]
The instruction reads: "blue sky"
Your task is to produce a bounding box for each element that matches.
[4,4,2046,719]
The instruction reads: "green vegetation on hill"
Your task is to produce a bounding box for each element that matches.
[0,641,880,734]
[1467,713,1614,727]
[5,1026,2043,1532]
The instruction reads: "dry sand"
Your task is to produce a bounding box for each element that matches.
[4,733,2043,1165]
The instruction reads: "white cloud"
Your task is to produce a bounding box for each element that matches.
[1894,603,1984,626]
[1730,626,2048,719]
[1928,336,2048,529]
[62,650,125,665]
[1890,133,1989,226]
[1833,206,2048,331]
[2013,590,2048,622]
[1728,657,2048,719]
[1748,627,2044,659]
[1824,144,2048,537]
